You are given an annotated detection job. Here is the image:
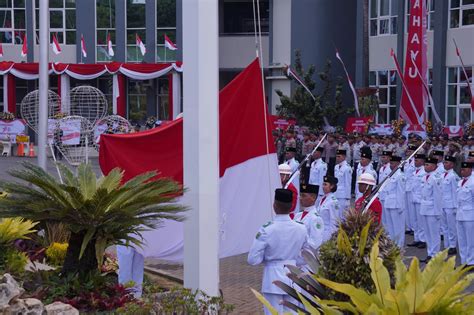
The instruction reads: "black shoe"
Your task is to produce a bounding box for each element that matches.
[448,248,457,255]
[407,241,421,247]
[405,230,414,235]
[421,256,432,263]
[417,242,427,249]
[441,235,444,241]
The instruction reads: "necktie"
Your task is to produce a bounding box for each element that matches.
[415,169,420,175]
[444,172,448,178]
[300,211,309,220]
[289,212,295,220]
[320,196,327,206]
[426,174,430,181]
[462,178,468,187]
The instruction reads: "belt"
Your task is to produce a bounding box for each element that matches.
[265,260,296,267]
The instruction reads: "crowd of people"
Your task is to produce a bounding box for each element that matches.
[250,126,474,314]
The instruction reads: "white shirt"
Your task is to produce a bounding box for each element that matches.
[334,161,352,200]
[309,158,327,196]
[441,168,460,209]
[317,192,339,242]
[457,175,474,221]
[381,169,405,209]
[378,162,392,201]
[420,171,443,216]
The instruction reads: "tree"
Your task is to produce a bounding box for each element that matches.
[0,162,187,275]
[276,50,353,130]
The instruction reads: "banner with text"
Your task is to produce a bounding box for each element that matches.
[0,119,26,142]
[345,117,372,133]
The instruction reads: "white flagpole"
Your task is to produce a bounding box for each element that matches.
[38,1,49,170]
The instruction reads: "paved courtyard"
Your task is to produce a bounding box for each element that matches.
[0,156,472,313]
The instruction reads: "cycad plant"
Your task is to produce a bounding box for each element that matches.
[0,162,187,275]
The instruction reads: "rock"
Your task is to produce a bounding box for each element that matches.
[3,298,44,315]
[0,274,24,307]
[45,302,79,315]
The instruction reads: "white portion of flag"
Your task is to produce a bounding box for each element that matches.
[164,34,177,51]
[21,34,27,57]
[81,34,87,58]
[107,33,115,57]
[136,34,146,56]
[51,34,61,55]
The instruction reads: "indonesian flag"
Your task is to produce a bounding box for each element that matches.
[21,34,27,57]
[99,58,279,260]
[81,34,87,58]
[164,34,177,51]
[136,34,146,56]
[107,33,115,57]
[51,34,61,55]
[454,39,474,111]
[335,48,360,116]
[0,42,3,57]
[443,126,464,138]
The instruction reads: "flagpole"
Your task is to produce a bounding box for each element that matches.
[38,1,49,170]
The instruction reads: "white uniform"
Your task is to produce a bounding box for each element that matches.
[299,205,325,251]
[420,172,443,258]
[456,175,474,265]
[352,141,366,163]
[441,169,460,250]
[378,162,392,227]
[309,158,327,202]
[463,145,474,160]
[404,158,417,232]
[339,142,352,164]
[370,143,381,165]
[334,161,352,218]
[382,169,406,247]
[435,163,444,176]
[248,215,307,315]
[412,167,426,243]
[286,157,300,203]
[356,163,378,200]
[317,193,339,242]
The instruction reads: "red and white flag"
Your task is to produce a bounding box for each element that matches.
[136,34,146,56]
[107,33,115,57]
[0,42,3,57]
[399,0,428,126]
[21,34,27,57]
[51,34,61,55]
[99,58,279,260]
[81,34,87,58]
[335,48,360,117]
[164,34,177,51]
[453,39,474,111]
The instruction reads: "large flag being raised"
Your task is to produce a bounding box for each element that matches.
[400,0,428,125]
[99,58,280,260]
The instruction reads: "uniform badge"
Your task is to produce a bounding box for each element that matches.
[316,223,322,229]
[256,232,261,239]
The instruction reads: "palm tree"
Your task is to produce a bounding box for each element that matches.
[0,162,187,275]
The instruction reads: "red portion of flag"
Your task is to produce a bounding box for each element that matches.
[0,42,3,57]
[99,58,275,181]
[164,34,177,50]
[400,0,428,125]
[81,34,87,58]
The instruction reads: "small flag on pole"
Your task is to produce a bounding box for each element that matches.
[81,34,87,58]
[107,33,115,57]
[453,39,474,111]
[0,42,3,58]
[21,34,27,57]
[51,33,62,55]
[136,34,146,56]
[335,48,360,117]
[164,34,177,51]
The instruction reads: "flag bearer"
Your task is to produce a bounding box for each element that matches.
[334,149,352,218]
[248,189,307,315]
[441,155,460,255]
[456,162,474,267]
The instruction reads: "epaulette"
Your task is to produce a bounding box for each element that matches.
[262,221,272,228]
[296,221,304,225]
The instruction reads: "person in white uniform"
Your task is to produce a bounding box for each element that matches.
[356,149,378,200]
[404,145,417,234]
[317,176,340,242]
[381,155,406,247]
[334,149,352,219]
[456,162,474,267]
[248,189,307,315]
[378,150,392,227]
[441,155,460,255]
[309,147,327,204]
[406,153,427,249]
[432,150,445,176]
[420,157,443,263]
[285,147,300,200]
[295,183,325,251]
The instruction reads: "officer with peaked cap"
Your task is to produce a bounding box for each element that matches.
[441,155,460,255]
[248,188,308,315]
[456,162,474,267]
[420,157,443,263]
[432,150,445,175]
[309,147,327,205]
[334,149,352,219]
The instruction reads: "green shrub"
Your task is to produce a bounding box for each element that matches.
[45,242,68,266]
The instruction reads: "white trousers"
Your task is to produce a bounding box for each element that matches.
[385,208,405,247]
[337,198,350,219]
[405,192,416,232]
[457,220,474,265]
[423,215,441,257]
[442,208,457,249]
[263,293,298,315]
[413,203,425,242]
[117,246,145,298]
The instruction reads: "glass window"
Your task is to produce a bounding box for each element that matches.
[450,0,474,28]
[369,69,398,123]
[222,0,269,35]
[126,0,146,62]
[0,0,25,45]
[157,0,177,62]
[446,66,474,125]
[35,0,76,44]
[128,79,147,123]
[157,77,169,120]
[369,0,398,36]
[96,0,115,62]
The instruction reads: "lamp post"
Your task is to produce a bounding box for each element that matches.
[38,1,49,170]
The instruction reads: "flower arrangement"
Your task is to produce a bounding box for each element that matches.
[53,112,67,119]
[424,119,433,134]
[391,118,405,136]
[0,112,16,121]
[101,252,119,274]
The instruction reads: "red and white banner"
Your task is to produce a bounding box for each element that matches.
[0,42,3,58]
[269,115,296,130]
[51,34,61,55]
[400,0,428,125]
[59,119,81,145]
[369,124,393,135]
[0,119,26,141]
[81,34,87,58]
[345,116,372,133]
[443,126,464,138]
[164,34,177,51]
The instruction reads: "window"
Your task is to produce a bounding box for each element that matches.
[450,0,474,28]
[222,0,269,35]
[97,76,113,114]
[0,0,26,45]
[96,0,115,62]
[157,0,176,62]
[128,79,147,122]
[35,0,76,45]
[369,70,398,123]
[157,77,169,120]
[406,0,435,31]
[446,66,473,125]
[126,0,146,62]
[370,0,398,36]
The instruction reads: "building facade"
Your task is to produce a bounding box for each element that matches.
[0,0,472,126]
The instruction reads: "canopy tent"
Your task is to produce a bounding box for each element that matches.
[0,61,183,119]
